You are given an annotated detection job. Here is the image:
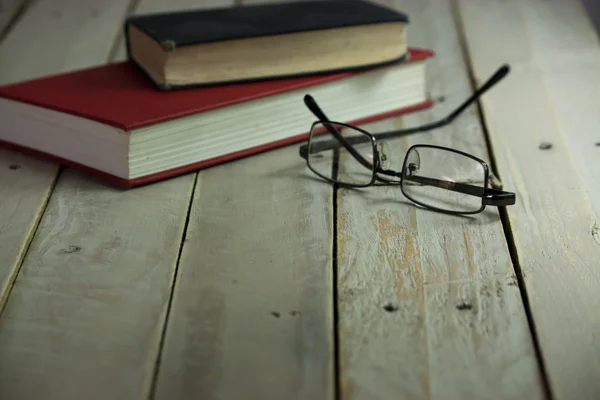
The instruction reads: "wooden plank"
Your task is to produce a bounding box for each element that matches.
[455,1,600,399]
[151,1,334,398]
[0,0,134,312]
[335,1,545,399]
[0,0,27,37]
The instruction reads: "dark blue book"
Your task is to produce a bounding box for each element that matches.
[125,0,409,89]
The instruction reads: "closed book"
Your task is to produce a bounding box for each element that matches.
[0,48,434,188]
[125,0,409,89]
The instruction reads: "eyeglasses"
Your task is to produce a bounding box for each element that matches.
[298,64,516,215]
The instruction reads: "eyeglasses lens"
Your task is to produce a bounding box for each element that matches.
[307,122,375,186]
[401,146,487,213]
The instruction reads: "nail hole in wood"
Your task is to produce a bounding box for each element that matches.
[270,311,280,318]
[61,245,81,253]
[383,303,398,312]
[595,142,600,147]
[538,142,552,150]
[437,95,446,103]
[8,164,21,170]
[456,301,473,310]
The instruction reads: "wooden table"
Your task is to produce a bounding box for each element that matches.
[1,0,599,399]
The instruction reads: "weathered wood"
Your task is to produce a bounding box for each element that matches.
[151,0,334,398]
[455,1,600,399]
[1,0,596,399]
[0,170,194,400]
[0,0,134,313]
[0,153,57,312]
[335,1,545,399]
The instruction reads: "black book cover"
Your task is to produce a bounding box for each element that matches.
[125,0,409,48]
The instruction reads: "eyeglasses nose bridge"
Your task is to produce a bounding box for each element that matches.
[376,140,390,169]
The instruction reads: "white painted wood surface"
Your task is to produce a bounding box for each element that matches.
[334,1,544,399]
[0,170,194,399]
[456,1,600,399]
[0,0,598,398]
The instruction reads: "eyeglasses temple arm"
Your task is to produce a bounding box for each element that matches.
[299,63,511,157]
[373,64,510,140]
[300,95,375,170]
[299,134,370,158]
[482,188,515,206]
[404,174,515,206]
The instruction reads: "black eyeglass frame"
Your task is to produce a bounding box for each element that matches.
[299,65,511,161]
[298,63,516,215]
[303,120,514,214]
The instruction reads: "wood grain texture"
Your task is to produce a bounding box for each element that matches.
[153,144,334,400]
[456,1,600,398]
[0,169,194,400]
[336,1,545,399]
[0,151,57,312]
[0,0,134,313]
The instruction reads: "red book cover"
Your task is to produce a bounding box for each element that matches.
[0,47,434,187]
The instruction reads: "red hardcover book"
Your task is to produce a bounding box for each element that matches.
[0,47,434,188]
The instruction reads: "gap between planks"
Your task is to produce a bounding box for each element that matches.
[450,2,554,398]
[454,0,600,398]
[334,1,545,399]
[146,172,200,400]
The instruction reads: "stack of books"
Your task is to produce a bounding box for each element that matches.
[0,0,434,188]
